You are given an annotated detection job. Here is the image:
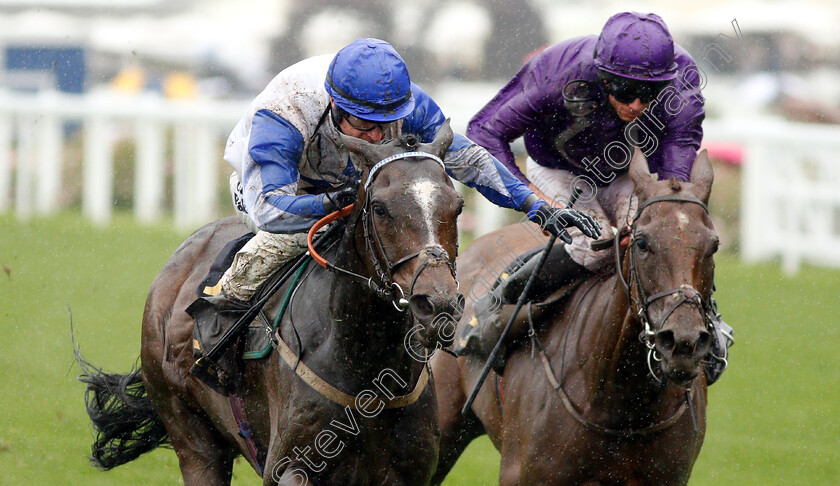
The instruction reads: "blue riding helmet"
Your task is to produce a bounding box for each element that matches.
[325,38,415,122]
[594,12,679,82]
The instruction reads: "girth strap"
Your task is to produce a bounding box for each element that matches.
[274,329,429,410]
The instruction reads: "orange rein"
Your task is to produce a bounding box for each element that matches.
[307,204,354,268]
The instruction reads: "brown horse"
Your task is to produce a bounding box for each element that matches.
[432,149,717,485]
[79,123,467,485]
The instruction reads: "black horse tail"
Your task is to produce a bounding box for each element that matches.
[75,347,170,470]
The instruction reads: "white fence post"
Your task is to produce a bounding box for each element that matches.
[134,117,166,223]
[739,139,767,264]
[173,123,193,229]
[473,192,508,238]
[82,115,113,225]
[0,116,11,212]
[193,122,218,226]
[15,115,35,219]
[36,110,62,214]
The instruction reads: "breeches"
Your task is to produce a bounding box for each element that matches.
[219,230,309,301]
[526,158,638,272]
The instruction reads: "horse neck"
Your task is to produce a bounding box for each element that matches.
[562,261,674,419]
[324,224,422,386]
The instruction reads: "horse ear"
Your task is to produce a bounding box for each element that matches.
[689,149,714,204]
[337,131,394,169]
[628,148,655,198]
[421,118,454,159]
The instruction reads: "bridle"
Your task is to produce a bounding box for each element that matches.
[615,194,717,383]
[308,151,457,311]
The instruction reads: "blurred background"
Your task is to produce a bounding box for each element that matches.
[1,0,839,272]
[1,1,839,485]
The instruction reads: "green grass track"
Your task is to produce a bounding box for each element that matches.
[0,213,837,485]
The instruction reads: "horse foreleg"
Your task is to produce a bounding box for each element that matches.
[262,454,312,486]
[267,468,309,486]
[430,353,485,485]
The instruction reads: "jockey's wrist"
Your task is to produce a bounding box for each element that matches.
[520,193,543,214]
[526,199,548,220]
[322,193,337,214]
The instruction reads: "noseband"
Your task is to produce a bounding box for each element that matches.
[309,151,457,311]
[615,194,716,382]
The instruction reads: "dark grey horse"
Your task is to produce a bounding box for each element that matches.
[81,122,465,485]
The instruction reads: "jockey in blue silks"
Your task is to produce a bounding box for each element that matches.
[457,13,733,383]
[194,38,601,387]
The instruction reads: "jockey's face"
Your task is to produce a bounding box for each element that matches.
[337,111,395,143]
[608,95,649,122]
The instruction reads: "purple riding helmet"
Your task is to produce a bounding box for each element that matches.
[594,12,679,82]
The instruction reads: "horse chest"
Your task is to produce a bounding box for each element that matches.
[499,374,701,485]
[517,424,700,485]
[266,381,439,484]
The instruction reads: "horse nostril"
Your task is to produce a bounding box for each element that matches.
[655,329,675,353]
[408,294,436,322]
[696,330,712,355]
[453,293,466,320]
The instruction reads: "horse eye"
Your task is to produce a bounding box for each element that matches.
[372,203,387,217]
[635,237,649,251]
[455,201,464,216]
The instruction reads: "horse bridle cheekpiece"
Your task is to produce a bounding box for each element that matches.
[616,194,717,383]
[308,151,456,312]
[362,151,456,311]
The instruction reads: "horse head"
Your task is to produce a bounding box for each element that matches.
[338,120,465,350]
[627,148,718,385]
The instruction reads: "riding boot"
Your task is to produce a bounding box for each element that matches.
[187,292,251,394]
[455,246,590,373]
[704,289,735,385]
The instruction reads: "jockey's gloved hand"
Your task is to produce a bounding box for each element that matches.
[322,186,358,213]
[529,203,602,244]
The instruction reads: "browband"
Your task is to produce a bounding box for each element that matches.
[364,152,446,191]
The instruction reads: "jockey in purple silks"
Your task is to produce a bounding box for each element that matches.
[457,12,733,384]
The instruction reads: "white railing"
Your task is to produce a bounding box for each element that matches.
[2,90,840,274]
[0,90,245,229]
[705,118,840,274]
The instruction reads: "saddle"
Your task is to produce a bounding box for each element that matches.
[186,232,317,394]
[188,232,320,363]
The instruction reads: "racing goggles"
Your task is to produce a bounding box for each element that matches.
[341,110,395,133]
[603,77,671,104]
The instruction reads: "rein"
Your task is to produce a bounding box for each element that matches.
[307,151,456,311]
[526,277,690,437]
